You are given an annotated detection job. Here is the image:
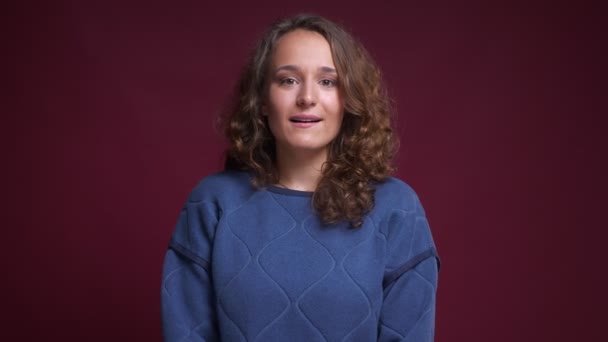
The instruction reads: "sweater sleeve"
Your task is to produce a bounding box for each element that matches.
[378,189,440,342]
[161,198,220,342]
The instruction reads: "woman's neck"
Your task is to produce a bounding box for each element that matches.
[275,146,327,192]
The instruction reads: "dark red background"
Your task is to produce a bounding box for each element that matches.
[5,0,606,341]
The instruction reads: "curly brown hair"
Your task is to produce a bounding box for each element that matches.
[221,14,397,227]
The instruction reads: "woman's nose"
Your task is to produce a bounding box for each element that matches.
[296,83,317,107]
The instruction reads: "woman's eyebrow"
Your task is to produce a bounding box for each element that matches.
[319,66,337,74]
[275,65,299,72]
[274,65,337,74]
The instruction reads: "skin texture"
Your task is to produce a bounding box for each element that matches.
[263,30,345,189]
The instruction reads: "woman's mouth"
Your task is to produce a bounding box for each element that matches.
[289,114,322,124]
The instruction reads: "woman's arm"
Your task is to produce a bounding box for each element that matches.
[377,184,440,341]
[161,199,220,341]
[378,253,439,341]
[161,248,218,341]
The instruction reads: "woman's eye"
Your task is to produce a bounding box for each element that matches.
[320,79,336,87]
[280,78,297,86]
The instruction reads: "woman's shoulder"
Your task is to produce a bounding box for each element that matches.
[187,170,255,204]
[368,176,430,227]
[373,177,439,272]
[374,176,423,211]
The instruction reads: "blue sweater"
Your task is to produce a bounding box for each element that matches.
[161,171,439,341]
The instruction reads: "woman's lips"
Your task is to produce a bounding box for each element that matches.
[289,114,322,128]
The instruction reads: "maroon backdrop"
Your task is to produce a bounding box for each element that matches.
[6,0,606,341]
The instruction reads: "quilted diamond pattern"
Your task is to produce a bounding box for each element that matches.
[219,263,290,340]
[297,216,377,340]
[343,232,386,316]
[217,192,295,340]
[299,269,370,340]
[226,193,295,253]
[162,173,438,342]
[258,226,333,301]
[254,310,326,341]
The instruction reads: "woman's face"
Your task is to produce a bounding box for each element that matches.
[264,29,344,158]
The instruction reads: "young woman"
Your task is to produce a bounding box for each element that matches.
[161,14,439,342]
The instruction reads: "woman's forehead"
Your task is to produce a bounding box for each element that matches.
[271,30,335,70]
